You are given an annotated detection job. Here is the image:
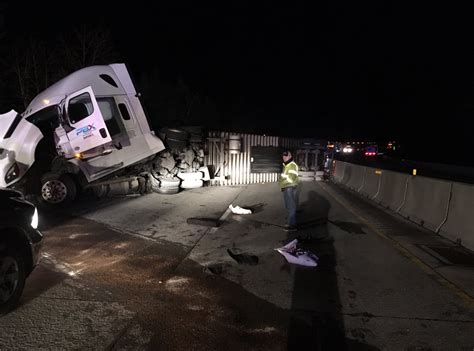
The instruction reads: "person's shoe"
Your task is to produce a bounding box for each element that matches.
[283,224,297,232]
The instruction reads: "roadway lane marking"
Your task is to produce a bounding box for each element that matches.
[319,182,474,309]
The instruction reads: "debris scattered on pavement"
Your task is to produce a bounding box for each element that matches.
[227,249,259,265]
[275,239,319,267]
[229,204,252,215]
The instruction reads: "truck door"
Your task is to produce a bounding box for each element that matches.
[64,86,112,153]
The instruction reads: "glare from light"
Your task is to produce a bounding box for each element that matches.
[42,99,50,105]
[31,208,38,229]
[342,146,353,153]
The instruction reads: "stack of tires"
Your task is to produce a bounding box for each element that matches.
[160,127,189,151]
[181,126,204,144]
[155,176,181,194]
[177,171,204,189]
[299,170,316,182]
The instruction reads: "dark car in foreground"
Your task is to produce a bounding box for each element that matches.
[0,188,43,314]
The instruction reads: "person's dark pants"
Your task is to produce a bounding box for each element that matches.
[283,186,297,226]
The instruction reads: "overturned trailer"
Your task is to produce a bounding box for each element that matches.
[0,64,168,205]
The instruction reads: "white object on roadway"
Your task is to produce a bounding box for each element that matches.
[228,204,252,215]
[275,239,319,267]
[177,171,204,181]
[181,179,204,189]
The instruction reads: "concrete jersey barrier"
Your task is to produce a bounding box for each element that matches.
[333,161,345,183]
[346,164,365,190]
[360,168,382,198]
[331,162,473,252]
[398,176,451,232]
[374,169,409,211]
[341,162,353,185]
[438,182,474,251]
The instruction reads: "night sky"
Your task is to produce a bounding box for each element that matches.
[1,2,473,165]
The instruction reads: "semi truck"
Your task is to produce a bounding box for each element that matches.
[0,63,171,205]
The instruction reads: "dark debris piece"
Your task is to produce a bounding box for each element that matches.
[227,249,259,265]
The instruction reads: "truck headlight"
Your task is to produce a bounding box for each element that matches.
[5,162,20,183]
[31,208,38,229]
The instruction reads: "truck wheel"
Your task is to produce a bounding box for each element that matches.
[155,186,180,194]
[177,171,204,181]
[180,179,204,189]
[91,184,107,199]
[0,244,26,315]
[158,176,181,188]
[40,173,77,205]
[161,128,189,141]
[166,138,188,151]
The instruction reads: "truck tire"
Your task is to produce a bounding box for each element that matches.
[39,173,77,205]
[91,184,107,199]
[0,244,26,315]
[177,171,204,181]
[155,186,180,194]
[161,128,189,141]
[180,126,203,135]
[180,179,203,189]
[166,138,187,151]
[158,177,181,188]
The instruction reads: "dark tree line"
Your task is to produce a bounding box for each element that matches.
[0,3,227,134]
[138,67,221,131]
[0,22,121,112]
[0,21,222,133]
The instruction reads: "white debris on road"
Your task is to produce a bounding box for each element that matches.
[229,204,252,215]
[274,239,319,267]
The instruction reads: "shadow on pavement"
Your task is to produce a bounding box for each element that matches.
[287,190,380,350]
[227,249,259,265]
[239,202,266,214]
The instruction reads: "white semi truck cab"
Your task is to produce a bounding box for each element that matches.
[0,63,166,205]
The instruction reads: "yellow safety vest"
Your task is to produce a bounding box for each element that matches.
[279,161,299,189]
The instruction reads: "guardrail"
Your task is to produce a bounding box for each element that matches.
[331,161,474,252]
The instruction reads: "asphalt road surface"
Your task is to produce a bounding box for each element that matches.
[1,182,473,350]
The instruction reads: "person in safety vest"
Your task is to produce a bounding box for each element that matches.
[279,150,299,231]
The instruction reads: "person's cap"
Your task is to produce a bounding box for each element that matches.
[282,150,291,156]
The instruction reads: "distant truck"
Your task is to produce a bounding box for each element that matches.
[0,64,167,205]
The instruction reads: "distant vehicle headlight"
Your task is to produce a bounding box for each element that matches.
[342,147,353,153]
[5,162,20,183]
[31,208,38,229]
